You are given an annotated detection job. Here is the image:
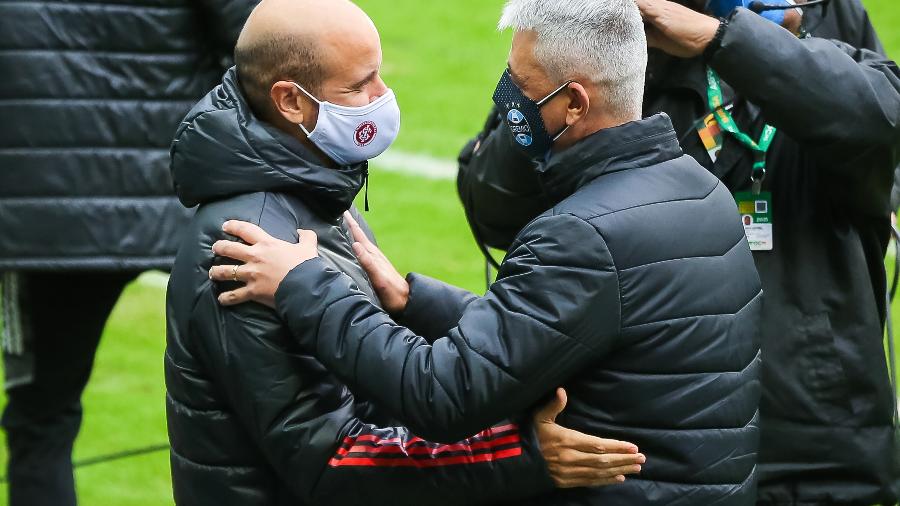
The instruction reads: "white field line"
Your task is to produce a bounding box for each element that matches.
[370,149,457,180]
[138,270,170,290]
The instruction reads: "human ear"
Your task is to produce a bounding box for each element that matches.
[269,81,307,125]
[564,82,590,126]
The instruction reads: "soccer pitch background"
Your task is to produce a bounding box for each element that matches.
[1,0,899,503]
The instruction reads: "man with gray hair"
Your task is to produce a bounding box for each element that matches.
[209,0,765,504]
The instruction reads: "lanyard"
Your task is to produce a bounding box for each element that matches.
[706,67,776,194]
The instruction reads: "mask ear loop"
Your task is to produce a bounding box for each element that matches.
[536,80,574,107]
[537,80,575,143]
[292,82,322,136]
[551,125,571,142]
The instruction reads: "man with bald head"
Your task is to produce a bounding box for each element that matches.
[164,0,644,504]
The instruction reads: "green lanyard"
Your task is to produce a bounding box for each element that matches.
[706,67,776,194]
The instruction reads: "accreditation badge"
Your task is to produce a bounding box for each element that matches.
[694,112,724,163]
[694,103,734,164]
[734,191,773,251]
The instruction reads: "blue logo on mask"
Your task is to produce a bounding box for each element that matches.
[506,109,533,146]
[507,109,525,125]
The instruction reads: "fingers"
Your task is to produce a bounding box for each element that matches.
[782,8,803,35]
[559,449,646,469]
[561,428,639,455]
[342,211,373,247]
[352,241,375,268]
[209,264,245,282]
[634,0,659,19]
[212,240,254,263]
[550,459,643,488]
[557,463,643,481]
[222,220,270,245]
[297,229,318,249]
[217,286,253,306]
[534,388,567,424]
[595,437,640,455]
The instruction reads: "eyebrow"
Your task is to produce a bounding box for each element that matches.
[507,64,527,86]
[349,70,378,90]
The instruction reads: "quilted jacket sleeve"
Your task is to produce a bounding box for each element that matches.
[709,8,900,217]
[276,212,623,442]
[393,273,479,342]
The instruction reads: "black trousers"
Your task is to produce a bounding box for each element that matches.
[1,271,137,506]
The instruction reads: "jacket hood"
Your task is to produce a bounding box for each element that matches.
[170,67,366,217]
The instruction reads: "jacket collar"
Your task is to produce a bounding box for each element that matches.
[537,113,683,204]
[171,67,366,220]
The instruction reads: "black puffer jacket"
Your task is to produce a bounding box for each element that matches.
[275,114,764,505]
[457,8,900,505]
[165,68,555,506]
[0,0,255,270]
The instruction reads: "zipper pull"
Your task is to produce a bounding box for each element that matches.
[363,166,370,212]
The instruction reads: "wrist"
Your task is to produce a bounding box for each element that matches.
[703,17,729,61]
[389,279,410,315]
[695,16,723,55]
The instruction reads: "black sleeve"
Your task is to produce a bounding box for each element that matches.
[191,211,554,505]
[276,213,622,443]
[393,273,479,342]
[851,0,886,55]
[193,0,258,57]
[708,9,900,175]
[457,106,550,250]
[845,0,900,214]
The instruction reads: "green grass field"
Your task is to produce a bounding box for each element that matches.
[1,0,899,503]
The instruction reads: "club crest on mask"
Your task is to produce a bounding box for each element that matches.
[506,109,533,147]
[293,82,400,166]
[492,69,571,160]
[354,121,378,147]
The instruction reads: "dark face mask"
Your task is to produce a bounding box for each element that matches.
[492,69,572,160]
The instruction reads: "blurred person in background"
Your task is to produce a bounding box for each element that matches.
[165,0,645,503]
[0,0,256,503]
[456,0,900,504]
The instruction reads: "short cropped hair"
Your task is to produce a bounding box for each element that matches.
[498,0,647,121]
[234,32,323,121]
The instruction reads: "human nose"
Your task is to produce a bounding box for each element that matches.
[369,75,389,103]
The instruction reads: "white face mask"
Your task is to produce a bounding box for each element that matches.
[293,83,401,166]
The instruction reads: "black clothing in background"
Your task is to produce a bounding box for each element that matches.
[0,0,256,270]
[0,0,256,503]
[1,271,136,506]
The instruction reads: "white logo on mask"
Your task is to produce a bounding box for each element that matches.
[354,121,378,147]
[294,83,400,166]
